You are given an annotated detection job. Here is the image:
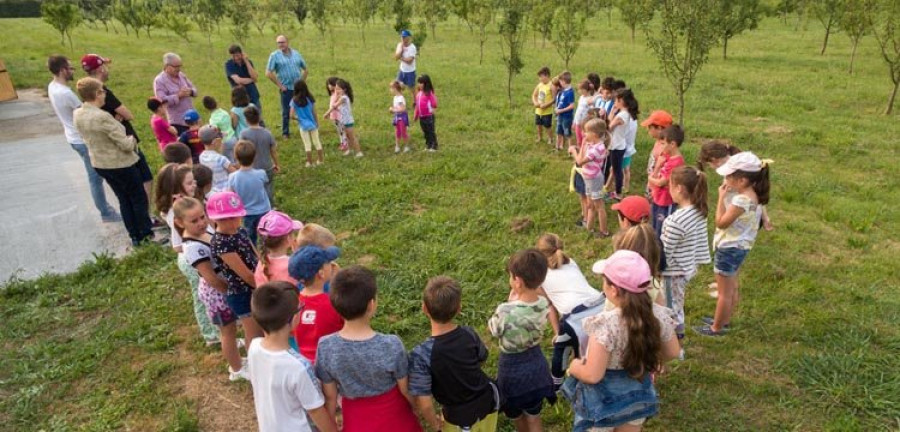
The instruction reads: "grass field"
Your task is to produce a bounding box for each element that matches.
[1,13,899,431]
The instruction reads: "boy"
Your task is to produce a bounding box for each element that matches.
[648,124,686,252]
[148,97,178,152]
[202,95,238,162]
[641,110,675,197]
[531,66,554,146]
[286,245,345,363]
[239,105,279,205]
[554,71,575,151]
[248,282,338,432]
[409,276,499,432]
[488,249,555,432]
[314,266,422,431]
[296,223,336,249]
[591,76,615,121]
[177,109,204,163]
[228,140,272,244]
[162,142,192,166]
[198,125,236,193]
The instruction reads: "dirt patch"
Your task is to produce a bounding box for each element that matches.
[765,125,792,135]
[411,203,427,216]
[510,217,533,233]
[357,254,377,266]
[335,231,353,242]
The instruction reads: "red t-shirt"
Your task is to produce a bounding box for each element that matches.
[293,292,344,363]
[650,154,685,206]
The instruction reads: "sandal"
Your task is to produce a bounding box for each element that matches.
[693,324,725,337]
[591,230,611,239]
[700,316,730,329]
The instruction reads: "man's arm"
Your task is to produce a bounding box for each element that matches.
[114,105,134,122]
[245,57,258,81]
[266,69,284,91]
[154,76,178,106]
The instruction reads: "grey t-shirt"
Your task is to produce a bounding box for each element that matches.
[239,127,276,170]
[314,333,408,399]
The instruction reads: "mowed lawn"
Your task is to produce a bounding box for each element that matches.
[1,13,899,431]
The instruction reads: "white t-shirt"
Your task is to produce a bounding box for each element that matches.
[574,95,591,125]
[624,118,638,157]
[398,42,417,73]
[248,338,325,432]
[48,81,84,144]
[393,94,406,111]
[541,259,603,316]
[199,150,231,193]
[609,110,632,151]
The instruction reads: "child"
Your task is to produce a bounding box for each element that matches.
[569,118,609,238]
[699,140,773,232]
[409,276,500,431]
[489,249,556,432]
[606,88,639,200]
[591,77,615,121]
[611,195,652,230]
[324,79,363,157]
[254,210,303,287]
[198,125,237,194]
[414,74,439,152]
[239,106,278,205]
[621,110,639,193]
[695,152,770,337]
[203,95,237,143]
[661,166,711,340]
[648,125,686,248]
[573,79,595,147]
[287,245,345,362]
[228,140,272,245]
[207,191,264,342]
[609,222,666,309]
[640,110,675,197]
[325,77,348,152]
[289,79,324,167]
[297,222,337,249]
[314,266,422,432]
[231,86,254,139]
[163,142,193,166]
[532,66,554,146]
[566,250,681,431]
[178,109,204,164]
[248,282,338,432]
[174,197,248,381]
[389,80,410,153]
[192,164,213,201]
[554,71,575,151]
[148,97,177,151]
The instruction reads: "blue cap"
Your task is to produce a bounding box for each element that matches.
[183,109,200,123]
[400,30,411,38]
[288,246,341,282]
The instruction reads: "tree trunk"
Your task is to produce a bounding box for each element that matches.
[849,38,859,74]
[430,21,436,42]
[678,90,685,126]
[630,24,635,43]
[887,79,899,115]
[821,24,831,55]
[508,70,514,107]
[723,37,728,60]
[607,8,612,25]
[479,39,485,65]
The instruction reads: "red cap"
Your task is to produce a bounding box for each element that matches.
[81,54,110,72]
[640,110,673,128]
[611,196,651,223]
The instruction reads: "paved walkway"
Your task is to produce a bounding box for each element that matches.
[0,90,130,281]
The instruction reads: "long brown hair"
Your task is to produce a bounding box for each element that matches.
[670,166,709,217]
[698,140,741,170]
[154,163,193,215]
[605,277,662,380]
[730,166,771,205]
[535,233,570,270]
[258,234,291,280]
[613,223,660,278]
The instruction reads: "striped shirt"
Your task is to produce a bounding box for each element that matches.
[266,49,307,88]
[661,205,711,276]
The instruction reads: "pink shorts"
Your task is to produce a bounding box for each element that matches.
[575,124,584,146]
[395,119,408,140]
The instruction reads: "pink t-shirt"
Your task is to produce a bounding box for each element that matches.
[328,92,341,121]
[650,154,685,206]
[151,114,178,151]
[581,141,607,179]
[414,91,437,119]
[253,255,299,287]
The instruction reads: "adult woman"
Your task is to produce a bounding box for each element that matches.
[74,77,153,246]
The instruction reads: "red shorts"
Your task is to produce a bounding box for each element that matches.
[341,385,422,432]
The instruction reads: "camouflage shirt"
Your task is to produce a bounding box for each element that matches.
[488,297,549,354]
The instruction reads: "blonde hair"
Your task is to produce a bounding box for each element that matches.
[75,77,104,102]
[296,223,336,248]
[612,223,661,278]
[535,233,570,270]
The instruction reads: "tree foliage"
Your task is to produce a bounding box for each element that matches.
[159,2,192,41]
[711,0,765,60]
[498,0,529,106]
[415,0,447,41]
[530,2,553,47]
[227,0,252,45]
[551,1,587,68]
[381,0,412,34]
[78,0,113,32]
[811,0,844,55]
[868,0,900,114]
[617,0,655,43]
[42,0,82,47]
[840,0,874,74]
[469,0,493,64]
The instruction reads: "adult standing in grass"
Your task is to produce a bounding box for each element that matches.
[225,45,261,114]
[266,35,308,140]
[46,55,120,224]
[154,52,197,135]
[393,30,417,100]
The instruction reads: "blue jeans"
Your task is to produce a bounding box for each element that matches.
[280,88,292,137]
[94,162,153,245]
[651,203,676,272]
[242,214,264,245]
[70,143,115,217]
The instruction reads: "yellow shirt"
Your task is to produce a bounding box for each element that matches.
[534,82,553,116]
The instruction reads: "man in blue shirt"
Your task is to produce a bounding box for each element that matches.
[225,45,261,112]
[266,35,308,139]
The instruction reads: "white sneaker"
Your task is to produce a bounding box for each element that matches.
[305,162,312,168]
[708,290,719,299]
[403,146,410,153]
[394,146,400,154]
[316,160,323,165]
[343,149,351,156]
[229,361,250,382]
[236,338,245,350]
[355,152,364,158]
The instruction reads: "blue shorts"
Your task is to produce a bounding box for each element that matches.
[573,170,586,195]
[556,116,573,137]
[714,247,749,276]
[397,70,416,89]
[225,290,253,319]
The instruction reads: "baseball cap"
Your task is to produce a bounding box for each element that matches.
[257,210,303,237]
[81,54,110,72]
[716,151,762,176]
[206,191,246,220]
[592,250,651,293]
[183,109,200,123]
[198,125,221,144]
[288,245,341,282]
[611,196,651,223]
[400,30,412,37]
[640,110,673,128]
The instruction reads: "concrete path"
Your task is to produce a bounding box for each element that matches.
[0,89,130,281]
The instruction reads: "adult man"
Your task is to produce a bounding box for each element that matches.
[153,52,197,135]
[225,44,261,110]
[266,35,307,139]
[46,55,120,223]
[393,30,417,94]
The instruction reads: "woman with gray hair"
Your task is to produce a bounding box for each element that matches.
[153,52,197,134]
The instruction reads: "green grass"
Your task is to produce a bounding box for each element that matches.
[2,12,900,431]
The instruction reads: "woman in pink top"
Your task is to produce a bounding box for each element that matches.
[414,75,439,151]
[325,77,348,152]
[254,210,303,287]
[148,98,178,151]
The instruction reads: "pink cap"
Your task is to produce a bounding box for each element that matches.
[591,250,652,293]
[206,191,246,220]
[716,151,762,176]
[81,54,110,72]
[257,210,303,237]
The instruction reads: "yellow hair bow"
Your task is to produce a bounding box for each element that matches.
[761,159,774,168]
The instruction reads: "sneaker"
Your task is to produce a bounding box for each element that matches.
[708,290,719,299]
[228,365,250,382]
[305,162,312,168]
[394,146,401,154]
[339,142,349,152]
[205,338,220,347]
[150,216,167,230]
[355,152,364,158]
[236,337,246,349]
[343,149,351,156]
[282,134,290,140]
[692,324,725,337]
[700,316,730,329]
[403,146,410,153]
[678,348,685,361]
[316,160,323,166]
[574,219,585,228]
[101,212,122,223]
[592,230,611,239]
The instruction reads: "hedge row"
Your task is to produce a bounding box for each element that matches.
[0,0,42,18]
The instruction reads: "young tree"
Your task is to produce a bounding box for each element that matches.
[42,0,83,48]
[228,0,252,45]
[382,0,412,33]
[293,0,308,26]
[79,0,113,32]
[712,0,764,60]
[840,0,874,74]
[415,0,447,41]
[450,0,474,31]
[159,2,192,42]
[617,0,655,43]
[498,0,529,106]
[469,0,493,64]
[345,0,373,43]
[551,2,587,68]
[869,0,900,114]
[308,0,335,58]
[644,0,718,125]
[194,0,219,45]
[811,0,844,55]
[530,3,553,47]
[775,0,797,26]
[249,0,276,35]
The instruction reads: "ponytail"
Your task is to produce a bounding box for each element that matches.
[755,165,770,205]
[535,233,570,269]
[609,280,662,380]
[698,140,741,171]
[258,234,291,281]
[671,166,709,217]
[613,223,661,278]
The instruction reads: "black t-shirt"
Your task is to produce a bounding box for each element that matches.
[101,85,139,142]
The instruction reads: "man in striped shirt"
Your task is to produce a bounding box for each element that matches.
[266,35,308,139]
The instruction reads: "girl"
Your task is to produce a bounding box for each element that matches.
[414,75,439,152]
[231,86,254,141]
[289,79,324,167]
[154,163,219,345]
[174,197,249,381]
[389,80,410,153]
[573,79,595,147]
[207,191,264,342]
[611,195,652,230]
[694,152,770,337]
[324,78,362,157]
[253,210,303,287]
[605,88,639,201]
[610,222,666,309]
[192,164,213,201]
[325,77,348,152]
[568,118,609,238]
[621,112,639,193]
[566,250,681,431]
[661,166,711,340]
[148,97,178,151]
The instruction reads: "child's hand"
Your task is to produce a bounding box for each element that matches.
[567,146,577,156]
[763,219,775,231]
[273,164,280,173]
[718,183,730,196]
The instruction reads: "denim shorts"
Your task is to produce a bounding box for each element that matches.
[556,116,573,137]
[573,170,586,195]
[225,290,253,319]
[535,114,552,128]
[714,247,749,276]
[397,70,416,89]
[584,175,606,201]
